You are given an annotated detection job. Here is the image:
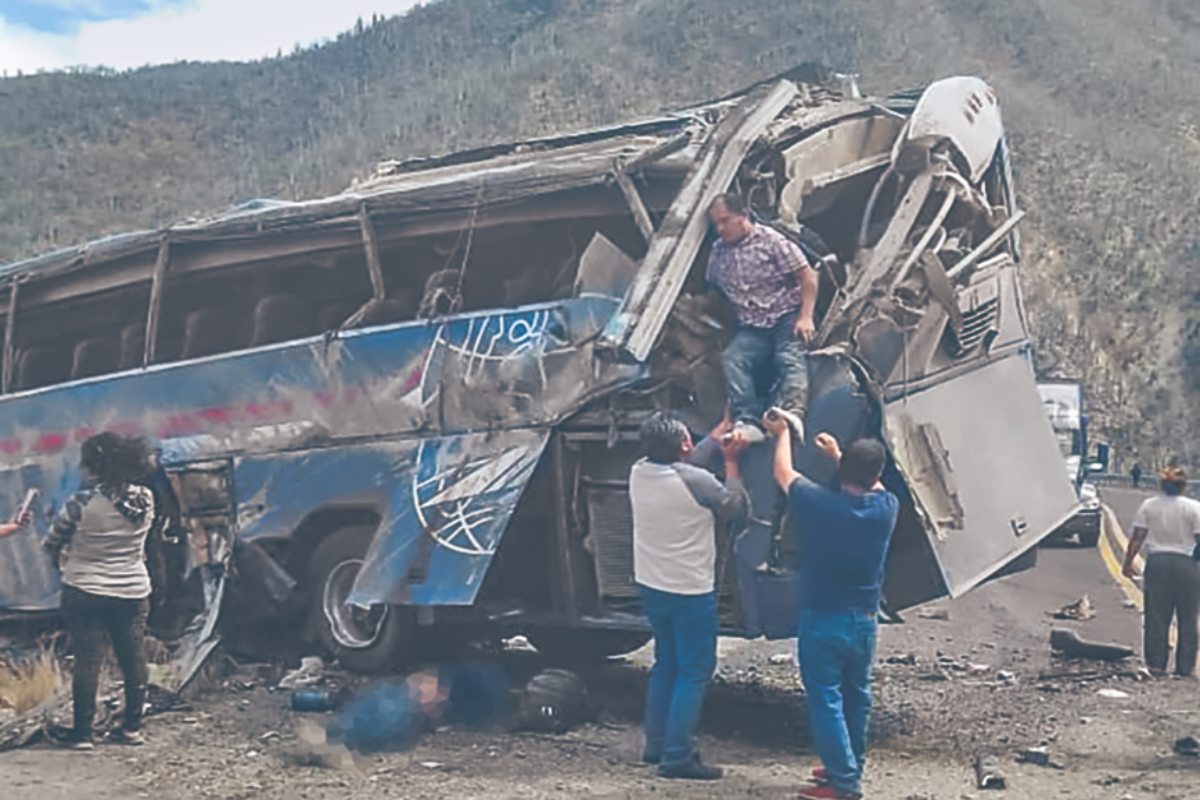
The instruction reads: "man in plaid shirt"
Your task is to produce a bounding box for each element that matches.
[706,193,819,443]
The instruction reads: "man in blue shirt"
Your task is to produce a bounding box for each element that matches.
[763,413,899,800]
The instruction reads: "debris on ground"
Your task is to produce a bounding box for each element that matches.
[291,687,341,712]
[514,669,591,734]
[886,653,919,666]
[1097,688,1130,699]
[974,754,1007,789]
[278,656,326,690]
[996,670,1017,685]
[1050,628,1135,661]
[917,608,951,621]
[1016,746,1065,769]
[1173,736,1200,757]
[1050,595,1096,621]
[768,653,793,665]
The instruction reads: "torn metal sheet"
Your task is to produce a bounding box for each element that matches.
[884,351,1077,598]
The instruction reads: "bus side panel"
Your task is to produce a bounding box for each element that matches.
[232,430,549,607]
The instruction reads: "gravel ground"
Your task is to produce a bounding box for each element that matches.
[5,547,1200,799]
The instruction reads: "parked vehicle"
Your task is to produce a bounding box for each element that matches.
[0,69,1076,674]
[1037,381,1106,547]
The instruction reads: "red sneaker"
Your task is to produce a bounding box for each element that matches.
[810,766,829,784]
[797,785,862,800]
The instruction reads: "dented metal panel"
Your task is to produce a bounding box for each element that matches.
[884,351,1078,597]
[0,290,642,611]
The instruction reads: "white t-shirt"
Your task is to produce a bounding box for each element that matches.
[1132,494,1200,557]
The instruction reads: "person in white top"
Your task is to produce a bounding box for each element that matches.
[1122,467,1200,676]
[630,412,748,780]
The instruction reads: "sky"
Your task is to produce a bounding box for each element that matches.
[0,0,426,74]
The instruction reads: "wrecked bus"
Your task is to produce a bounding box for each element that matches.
[0,69,1077,674]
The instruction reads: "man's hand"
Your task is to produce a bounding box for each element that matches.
[710,409,733,442]
[1122,560,1139,579]
[719,433,749,467]
[814,432,842,462]
[793,314,817,344]
[762,413,789,438]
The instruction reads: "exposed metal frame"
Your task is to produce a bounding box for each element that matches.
[143,234,171,365]
[1,280,19,393]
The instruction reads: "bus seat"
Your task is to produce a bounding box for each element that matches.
[317,299,360,331]
[71,338,119,380]
[250,294,315,347]
[358,294,417,327]
[119,323,145,370]
[181,307,244,360]
[15,346,71,391]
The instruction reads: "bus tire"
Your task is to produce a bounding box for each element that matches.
[308,525,413,674]
[527,628,651,663]
[1077,527,1101,548]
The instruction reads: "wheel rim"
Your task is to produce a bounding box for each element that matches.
[322,559,388,649]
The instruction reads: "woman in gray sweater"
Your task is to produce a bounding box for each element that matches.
[45,432,156,749]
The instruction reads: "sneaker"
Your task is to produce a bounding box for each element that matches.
[109,727,145,746]
[764,407,805,444]
[53,731,95,751]
[811,766,829,784]
[657,756,724,780]
[797,785,861,800]
[725,422,766,445]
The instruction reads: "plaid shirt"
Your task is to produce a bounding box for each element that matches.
[706,224,809,328]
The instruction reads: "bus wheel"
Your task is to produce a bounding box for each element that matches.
[526,629,651,663]
[308,526,414,674]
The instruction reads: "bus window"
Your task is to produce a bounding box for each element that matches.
[9,278,151,391]
[153,248,375,363]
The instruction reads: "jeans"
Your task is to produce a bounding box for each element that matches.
[61,585,150,737]
[639,585,717,767]
[1144,553,1200,676]
[798,609,877,796]
[723,311,809,426]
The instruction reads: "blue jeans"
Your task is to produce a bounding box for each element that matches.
[723,311,809,426]
[639,585,717,767]
[798,609,877,796]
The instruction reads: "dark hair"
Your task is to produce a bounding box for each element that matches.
[639,413,690,465]
[708,192,748,216]
[1160,466,1188,497]
[81,432,152,487]
[839,438,887,490]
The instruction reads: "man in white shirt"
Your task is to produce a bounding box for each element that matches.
[1122,467,1200,676]
[630,413,748,780]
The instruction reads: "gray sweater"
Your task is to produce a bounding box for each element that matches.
[45,483,155,599]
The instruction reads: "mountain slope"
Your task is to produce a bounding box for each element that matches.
[0,0,1195,463]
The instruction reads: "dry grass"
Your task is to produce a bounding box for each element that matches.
[0,648,63,716]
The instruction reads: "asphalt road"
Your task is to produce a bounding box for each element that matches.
[1101,486,1156,536]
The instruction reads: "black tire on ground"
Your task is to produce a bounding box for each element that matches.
[526,629,652,663]
[307,525,414,674]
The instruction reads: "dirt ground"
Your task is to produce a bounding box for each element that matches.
[5,549,1200,800]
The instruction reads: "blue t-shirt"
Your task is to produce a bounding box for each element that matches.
[788,476,900,613]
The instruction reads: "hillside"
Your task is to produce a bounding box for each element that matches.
[0,0,1196,464]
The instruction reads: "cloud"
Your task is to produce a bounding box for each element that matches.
[0,0,426,75]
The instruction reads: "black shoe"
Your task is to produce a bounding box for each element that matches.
[658,757,723,780]
[52,729,95,751]
[109,727,145,746]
